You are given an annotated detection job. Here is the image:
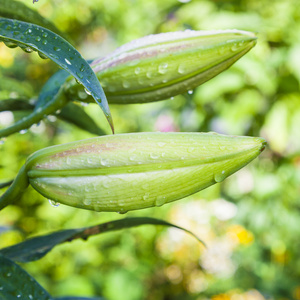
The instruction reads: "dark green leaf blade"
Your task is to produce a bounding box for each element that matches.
[0,0,69,40]
[0,255,51,300]
[35,69,70,110]
[0,217,204,263]
[0,18,113,132]
[53,297,105,300]
[0,99,34,112]
[59,103,106,136]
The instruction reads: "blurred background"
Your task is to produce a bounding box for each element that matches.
[0,0,300,299]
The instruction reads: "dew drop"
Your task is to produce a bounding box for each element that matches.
[158,142,166,147]
[65,58,72,65]
[84,88,92,95]
[146,71,154,78]
[100,158,109,166]
[53,46,61,52]
[35,36,41,42]
[122,80,130,88]
[4,41,18,48]
[158,62,168,74]
[42,40,47,45]
[155,195,166,207]
[218,46,226,55]
[23,47,33,53]
[49,199,60,207]
[150,152,160,159]
[38,51,48,59]
[178,64,186,74]
[188,90,193,95]
[80,64,85,72]
[214,170,226,183]
[42,32,48,38]
[231,43,239,52]
[135,67,141,74]
[129,154,138,161]
[84,198,92,205]
[143,193,150,201]
[19,129,28,134]
[76,72,84,79]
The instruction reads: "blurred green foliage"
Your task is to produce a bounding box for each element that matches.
[0,0,299,299]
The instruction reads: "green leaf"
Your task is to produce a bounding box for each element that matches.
[0,217,204,262]
[0,255,51,300]
[0,0,69,40]
[53,297,105,300]
[0,180,14,189]
[0,99,34,112]
[0,99,105,136]
[36,69,106,135]
[59,103,106,136]
[0,76,33,100]
[35,69,70,110]
[0,18,113,132]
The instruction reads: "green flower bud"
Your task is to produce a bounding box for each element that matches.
[87,29,256,103]
[12,132,266,213]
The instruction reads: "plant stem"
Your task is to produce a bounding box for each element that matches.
[0,165,29,210]
[0,89,68,138]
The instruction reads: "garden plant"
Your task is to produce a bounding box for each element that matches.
[0,0,298,299]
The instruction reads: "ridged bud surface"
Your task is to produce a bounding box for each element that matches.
[25,132,266,213]
[88,30,256,103]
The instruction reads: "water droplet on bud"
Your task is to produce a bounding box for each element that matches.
[49,199,60,207]
[155,196,166,207]
[214,170,226,183]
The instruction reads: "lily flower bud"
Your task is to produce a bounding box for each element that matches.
[87,29,256,103]
[0,132,266,213]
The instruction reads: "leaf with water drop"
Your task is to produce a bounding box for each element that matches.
[0,0,70,41]
[0,217,203,262]
[0,255,51,300]
[54,297,105,300]
[0,18,113,132]
[35,69,106,135]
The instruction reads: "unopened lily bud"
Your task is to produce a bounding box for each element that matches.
[74,29,256,104]
[11,132,265,213]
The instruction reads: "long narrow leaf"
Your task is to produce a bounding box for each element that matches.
[0,255,51,300]
[0,99,105,136]
[0,18,113,132]
[59,103,106,136]
[0,217,204,263]
[0,99,34,112]
[0,0,69,40]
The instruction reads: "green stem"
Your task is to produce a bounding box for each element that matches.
[0,89,68,138]
[0,165,29,210]
[0,180,14,189]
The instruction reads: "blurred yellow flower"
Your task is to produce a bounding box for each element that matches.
[0,44,14,68]
[227,224,254,245]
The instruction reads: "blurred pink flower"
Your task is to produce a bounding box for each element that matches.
[154,114,178,132]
